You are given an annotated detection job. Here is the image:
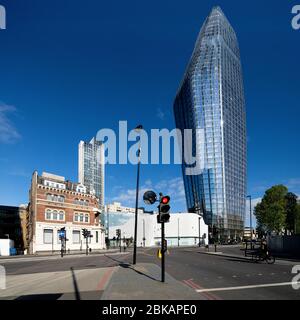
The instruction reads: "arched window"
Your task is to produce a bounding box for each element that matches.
[58,196,65,203]
[53,210,58,220]
[46,209,52,220]
[85,200,89,206]
[46,194,52,201]
[53,195,58,202]
[59,211,64,221]
[74,198,79,204]
[74,213,78,222]
[79,213,84,222]
[80,199,84,206]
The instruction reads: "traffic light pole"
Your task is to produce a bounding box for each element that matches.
[61,239,64,258]
[133,146,141,265]
[198,216,201,247]
[161,220,165,283]
[86,236,88,256]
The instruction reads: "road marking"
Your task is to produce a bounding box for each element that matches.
[183,279,222,300]
[195,281,300,293]
[96,267,115,291]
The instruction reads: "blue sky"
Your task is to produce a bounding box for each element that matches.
[0,0,299,226]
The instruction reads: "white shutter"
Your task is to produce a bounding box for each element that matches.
[44,229,53,244]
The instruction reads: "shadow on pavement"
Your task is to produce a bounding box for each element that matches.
[70,267,81,300]
[15,293,62,300]
[105,255,160,283]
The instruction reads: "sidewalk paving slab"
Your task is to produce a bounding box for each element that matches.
[101,263,206,300]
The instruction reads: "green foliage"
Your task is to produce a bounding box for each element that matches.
[295,204,300,235]
[254,185,299,235]
[285,192,298,233]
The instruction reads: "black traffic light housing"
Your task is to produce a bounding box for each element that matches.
[116,229,121,239]
[158,195,170,223]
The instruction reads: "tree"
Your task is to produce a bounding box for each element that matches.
[285,192,298,234]
[254,185,288,235]
[295,204,300,235]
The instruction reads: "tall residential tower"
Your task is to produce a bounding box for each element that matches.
[78,138,105,209]
[174,7,247,238]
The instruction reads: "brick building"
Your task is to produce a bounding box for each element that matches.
[27,171,105,254]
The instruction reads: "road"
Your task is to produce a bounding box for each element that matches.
[137,247,300,300]
[0,246,299,300]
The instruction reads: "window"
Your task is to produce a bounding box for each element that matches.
[46,194,52,201]
[96,231,99,243]
[85,214,89,223]
[58,196,65,203]
[46,209,51,220]
[59,211,64,221]
[53,210,58,220]
[53,195,58,202]
[79,214,84,222]
[43,229,53,244]
[73,230,80,244]
[74,213,79,222]
[74,198,79,204]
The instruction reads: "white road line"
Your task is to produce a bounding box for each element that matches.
[196,281,300,293]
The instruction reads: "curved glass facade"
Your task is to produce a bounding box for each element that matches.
[174,7,247,237]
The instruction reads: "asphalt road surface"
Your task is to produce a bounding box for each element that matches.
[0,247,299,300]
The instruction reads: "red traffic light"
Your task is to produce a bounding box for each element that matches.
[161,196,170,204]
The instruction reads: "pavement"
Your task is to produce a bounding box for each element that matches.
[0,248,120,262]
[0,266,116,300]
[101,262,203,300]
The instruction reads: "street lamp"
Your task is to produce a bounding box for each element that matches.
[178,218,180,247]
[198,216,201,247]
[143,219,146,247]
[133,124,143,265]
[246,195,253,248]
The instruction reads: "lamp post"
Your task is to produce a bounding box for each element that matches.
[247,195,253,248]
[198,216,201,247]
[133,124,143,265]
[143,219,145,247]
[178,218,180,247]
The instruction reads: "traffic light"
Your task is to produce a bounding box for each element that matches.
[158,195,170,223]
[116,229,121,239]
[82,228,88,238]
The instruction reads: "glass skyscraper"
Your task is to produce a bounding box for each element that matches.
[174,7,247,238]
[78,138,105,209]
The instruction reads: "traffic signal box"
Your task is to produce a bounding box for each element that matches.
[157,195,170,223]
